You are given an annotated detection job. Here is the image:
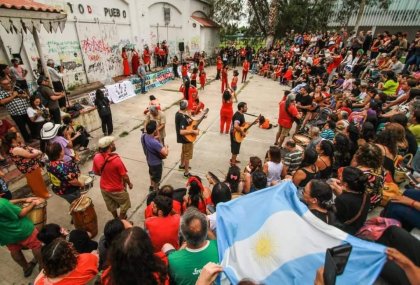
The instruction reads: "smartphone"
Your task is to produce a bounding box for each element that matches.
[323,243,352,285]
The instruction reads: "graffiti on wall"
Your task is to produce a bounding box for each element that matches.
[190,36,200,53]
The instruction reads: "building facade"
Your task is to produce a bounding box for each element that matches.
[0,0,220,89]
[328,0,420,38]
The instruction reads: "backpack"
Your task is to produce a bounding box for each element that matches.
[96,99,111,117]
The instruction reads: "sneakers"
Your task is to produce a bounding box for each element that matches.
[178,165,191,170]
[183,172,191,178]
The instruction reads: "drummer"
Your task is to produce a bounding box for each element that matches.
[0,194,44,277]
[45,142,82,204]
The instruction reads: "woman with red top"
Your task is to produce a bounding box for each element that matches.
[101,227,169,285]
[221,66,229,93]
[144,185,182,219]
[121,48,130,76]
[190,68,198,87]
[216,56,223,80]
[131,48,140,75]
[231,70,239,94]
[199,71,206,90]
[34,238,98,285]
[220,90,234,134]
[182,176,211,214]
[242,59,250,83]
[198,57,205,73]
[179,81,197,111]
[181,62,188,80]
[143,46,151,72]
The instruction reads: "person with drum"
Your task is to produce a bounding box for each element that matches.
[45,142,82,204]
[0,194,44,277]
[92,136,133,220]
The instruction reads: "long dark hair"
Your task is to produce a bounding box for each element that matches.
[41,238,77,278]
[342,166,368,193]
[300,148,318,168]
[94,89,106,105]
[109,227,167,285]
[222,90,232,102]
[225,165,241,193]
[309,180,334,211]
[375,128,398,156]
[187,176,205,209]
[319,140,334,165]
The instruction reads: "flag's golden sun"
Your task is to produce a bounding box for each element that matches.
[253,232,278,261]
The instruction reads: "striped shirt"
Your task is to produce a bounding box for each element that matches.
[284,149,303,174]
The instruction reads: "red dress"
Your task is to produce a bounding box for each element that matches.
[131,51,139,75]
[122,51,130,76]
[220,99,233,133]
[143,49,151,65]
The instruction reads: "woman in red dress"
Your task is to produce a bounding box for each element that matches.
[122,48,130,76]
[131,48,140,75]
[220,89,234,134]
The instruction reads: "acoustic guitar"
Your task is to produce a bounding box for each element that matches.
[234,114,261,143]
[183,108,209,143]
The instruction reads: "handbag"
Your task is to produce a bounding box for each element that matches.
[393,153,413,184]
[380,181,401,207]
[356,217,401,241]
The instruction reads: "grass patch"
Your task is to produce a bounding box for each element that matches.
[119,131,129,137]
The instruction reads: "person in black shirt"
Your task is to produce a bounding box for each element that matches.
[295,86,314,130]
[230,102,255,165]
[175,100,199,177]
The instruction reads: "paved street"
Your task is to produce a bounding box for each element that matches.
[0,66,287,284]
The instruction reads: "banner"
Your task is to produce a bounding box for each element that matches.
[131,67,174,94]
[106,80,136,104]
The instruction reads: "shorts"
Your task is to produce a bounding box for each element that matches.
[278,125,291,137]
[6,228,41,252]
[181,143,193,160]
[230,132,241,155]
[232,86,237,91]
[149,164,163,183]
[101,189,131,213]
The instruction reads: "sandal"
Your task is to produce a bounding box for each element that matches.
[24,261,36,277]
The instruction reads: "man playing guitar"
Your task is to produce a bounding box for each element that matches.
[230,102,258,165]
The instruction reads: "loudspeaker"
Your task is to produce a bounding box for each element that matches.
[179,42,184,52]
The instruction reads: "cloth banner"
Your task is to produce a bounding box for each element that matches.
[106,80,136,104]
[131,67,174,94]
[216,181,387,285]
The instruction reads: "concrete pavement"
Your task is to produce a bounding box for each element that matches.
[0,66,288,284]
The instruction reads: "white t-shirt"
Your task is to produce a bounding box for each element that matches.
[27,107,45,123]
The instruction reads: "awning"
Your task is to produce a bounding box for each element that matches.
[191,16,220,28]
[0,0,67,34]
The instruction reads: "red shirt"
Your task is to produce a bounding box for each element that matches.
[144,200,182,218]
[35,254,98,285]
[192,101,205,115]
[181,66,188,77]
[92,153,127,192]
[243,61,249,72]
[278,101,299,129]
[0,119,13,138]
[216,59,223,70]
[199,73,206,84]
[222,69,228,79]
[283,70,293,81]
[158,48,165,56]
[101,252,169,285]
[231,76,238,87]
[143,50,151,64]
[145,214,180,252]
[154,46,160,55]
[220,100,233,115]
[191,73,197,81]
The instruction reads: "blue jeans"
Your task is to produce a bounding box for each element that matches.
[403,54,420,73]
[384,189,420,231]
[139,77,146,93]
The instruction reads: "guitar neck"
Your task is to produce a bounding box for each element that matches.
[192,108,209,130]
[244,120,258,132]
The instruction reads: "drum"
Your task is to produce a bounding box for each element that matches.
[293,134,311,147]
[78,174,94,195]
[21,201,47,231]
[70,196,98,238]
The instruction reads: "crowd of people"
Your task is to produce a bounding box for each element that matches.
[1,28,420,285]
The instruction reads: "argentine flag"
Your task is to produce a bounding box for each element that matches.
[216,181,387,284]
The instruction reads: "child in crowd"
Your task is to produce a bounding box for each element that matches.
[192,98,205,116]
[231,70,239,94]
[258,116,276,129]
[199,71,206,90]
[320,121,336,141]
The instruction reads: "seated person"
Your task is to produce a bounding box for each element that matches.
[258,116,274,129]
[62,116,90,151]
[144,185,182,218]
[144,195,180,252]
[0,118,16,164]
[283,140,304,176]
[320,121,336,141]
[302,179,335,224]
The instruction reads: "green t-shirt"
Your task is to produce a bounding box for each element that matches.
[382,80,398,96]
[409,124,420,147]
[168,240,219,285]
[0,198,34,246]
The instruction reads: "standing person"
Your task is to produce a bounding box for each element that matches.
[144,105,166,145]
[122,47,130,76]
[159,45,166,67]
[220,89,234,134]
[242,58,250,83]
[0,76,33,142]
[37,75,65,124]
[131,48,140,75]
[221,65,229,93]
[190,68,198,88]
[142,45,152,72]
[92,136,133,219]
[275,93,301,147]
[172,56,180,78]
[46,59,66,108]
[181,62,189,81]
[0,195,44,278]
[154,43,160,68]
[137,61,147,94]
[94,89,113,136]
[4,131,50,198]
[231,70,239,97]
[175,100,199,178]
[141,121,169,192]
[230,102,255,165]
[216,55,222,80]
[10,58,28,93]
[199,71,206,90]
